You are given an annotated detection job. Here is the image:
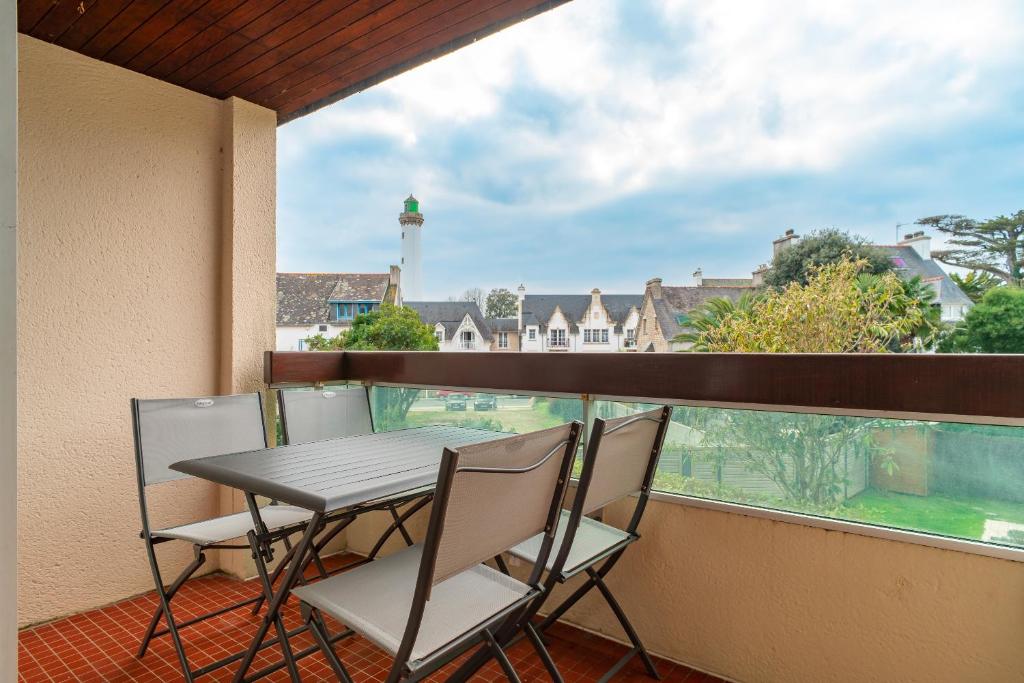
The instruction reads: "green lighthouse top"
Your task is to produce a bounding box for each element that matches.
[404,194,419,214]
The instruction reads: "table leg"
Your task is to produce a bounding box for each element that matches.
[233,504,324,683]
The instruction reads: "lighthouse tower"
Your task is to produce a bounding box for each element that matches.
[399,194,424,301]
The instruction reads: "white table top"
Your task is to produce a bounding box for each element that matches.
[170,425,509,513]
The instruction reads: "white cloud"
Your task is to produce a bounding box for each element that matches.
[277,0,1024,292]
[282,0,1023,209]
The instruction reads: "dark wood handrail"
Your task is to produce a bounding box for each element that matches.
[264,350,1024,423]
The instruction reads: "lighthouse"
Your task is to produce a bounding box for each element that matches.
[399,194,424,301]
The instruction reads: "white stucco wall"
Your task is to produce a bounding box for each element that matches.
[17,37,277,626]
[276,324,349,351]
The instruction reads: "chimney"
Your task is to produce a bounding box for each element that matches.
[773,228,800,256]
[692,268,703,286]
[389,264,402,305]
[646,277,663,300]
[517,283,526,328]
[751,264,769,287]
[899,231,932,261]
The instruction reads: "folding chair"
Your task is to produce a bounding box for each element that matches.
[131,393,317,682]
[276,387,434,565]
[503,405,673,683]
[294,421,584,683]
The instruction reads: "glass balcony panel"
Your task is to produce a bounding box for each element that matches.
[593,401,1024,550]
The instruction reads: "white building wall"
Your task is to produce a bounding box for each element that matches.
[276,324,349,350]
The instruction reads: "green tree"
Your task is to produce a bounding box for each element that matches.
[858,274,942,351]
[938,286,1024,353]
[764,228,892,288]
[918,210,1024,286]
[304,304,438,427]
[950,270,1003,303]
[485,288,518,318]
[673,293,759,350]
[688,257,930,353]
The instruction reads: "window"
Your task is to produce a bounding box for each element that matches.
[528,328,536,341]
[625,329,636,347]
[549,329,567,347]
[356,302,378,315]
[319,325,328,332]
[333,303,354,320]
[584,329,592,343]
[498,332,509,348]
[297,339,306,351]
[601,329,609,343]
[584,329,609,343]
[435,330,444,344]
[460,330,475,349]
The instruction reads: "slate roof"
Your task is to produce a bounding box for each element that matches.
[520,294,643,332]
[405,301,493,342]
[486,318,519,332]
[880,246,973,307]
[655,286,757,339]
[277,273,391,325]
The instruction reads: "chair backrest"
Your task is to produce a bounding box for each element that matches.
[578,406,672,519]
[426,422,583,589]
[132,393,267,487]
[277,387,373,445]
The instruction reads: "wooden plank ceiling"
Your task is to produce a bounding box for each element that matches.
[18,0,570,123]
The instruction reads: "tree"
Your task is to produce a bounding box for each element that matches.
[938,286,1024,353]
[918,210,1024,286]
[688,257,931,353]
[459,287,485,310]
[673,292,758,350]
[950,270,1004,303]
[694,410,887,507]
[484,288,518,318]
[859,274,942,351]
[764,228,892,288]
[304,304,438,428]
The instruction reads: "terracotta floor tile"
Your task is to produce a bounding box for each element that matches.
[18,553,728,683]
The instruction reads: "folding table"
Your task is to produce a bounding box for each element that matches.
[170,424,507,683]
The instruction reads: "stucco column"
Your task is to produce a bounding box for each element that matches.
[217,97,278,578]
[0,3,17,678]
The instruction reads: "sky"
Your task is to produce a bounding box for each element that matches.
[277,0,1024,300]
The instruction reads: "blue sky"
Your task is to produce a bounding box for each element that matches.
[277,0,1024,300]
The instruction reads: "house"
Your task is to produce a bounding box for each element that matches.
[486,317,521,352]
[636,277,757,352]
[518,286,643,352]
[276,267,400,350]
[880,231,973,322]
[405,301,493,351]
[772,228,972,322]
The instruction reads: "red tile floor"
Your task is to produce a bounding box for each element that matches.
[18,554,725,683]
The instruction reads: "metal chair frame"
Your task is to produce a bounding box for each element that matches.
[301,421,585,683]
[132,393,328,682]
[453,406,674,683]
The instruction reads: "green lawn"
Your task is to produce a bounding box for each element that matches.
[399,399,567,434]
[843,489,1024,543]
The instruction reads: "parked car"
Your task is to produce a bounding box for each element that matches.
[474,394,497,411]
[444,393,468,411]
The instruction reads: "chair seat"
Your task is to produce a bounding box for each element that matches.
[151,505,314,545]
[508,510,632,577]
[293,544,531,663]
